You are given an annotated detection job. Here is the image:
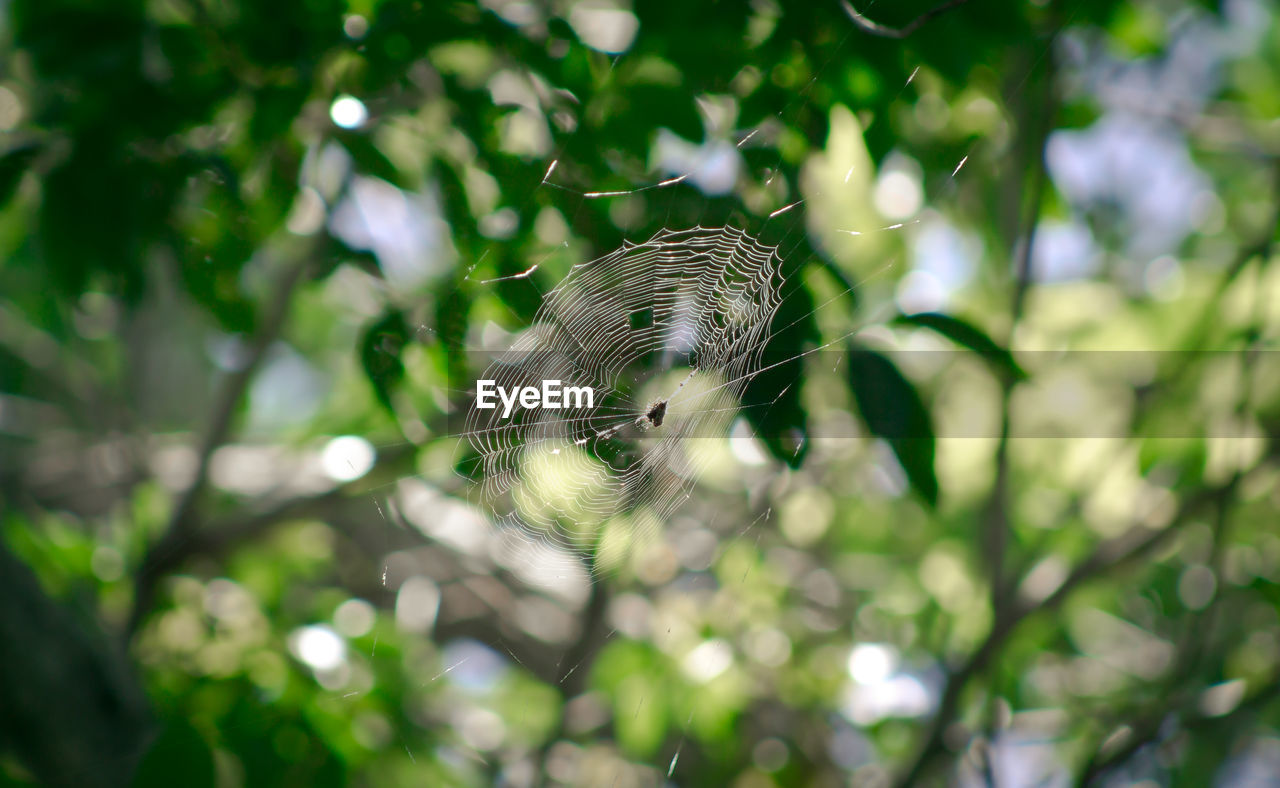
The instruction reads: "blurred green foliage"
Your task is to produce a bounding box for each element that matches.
[2,0,1280,786]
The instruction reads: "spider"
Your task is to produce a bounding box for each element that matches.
[638,399,667,430]
[635,364,699,430]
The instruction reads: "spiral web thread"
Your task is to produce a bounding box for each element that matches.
[464,225,786,571]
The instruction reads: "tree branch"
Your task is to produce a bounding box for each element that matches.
[532,576,611,788]
[125,248,313,638]
[984,47,1058,622]
[894,480,1234,787]
[838,0,972,39]
[1078,306,1267,784]
[1078,608,1273,787]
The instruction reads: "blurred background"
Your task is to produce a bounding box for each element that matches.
[2,0,1280,785]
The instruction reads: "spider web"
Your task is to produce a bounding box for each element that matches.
[463,225,787,569]
[404,36,974,592]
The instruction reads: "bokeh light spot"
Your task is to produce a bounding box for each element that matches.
[330,95,368,129]
[321,435,376,481]
[292,625,346,671]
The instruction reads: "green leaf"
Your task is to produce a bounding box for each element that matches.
[894,311,1026,382]
[0,143,40,208]
[360,308,410,412]
[39,148,168,299]
[181,170,256,331]
[434,278,471,396]
[343,134,408,190]
[846,345,938,506]
[132,718,215,788]
[251,83,311,144]
[742,278,816,468]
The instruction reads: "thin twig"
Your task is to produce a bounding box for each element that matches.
[1076,497,1237,785]
[894,481,1233,787]
[838,0,972,39]
[1083,662,1280,783]
[125,443,419,607]
[1078,263,1272,783]
[985,43,1058,622]
[533,567,611,788]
